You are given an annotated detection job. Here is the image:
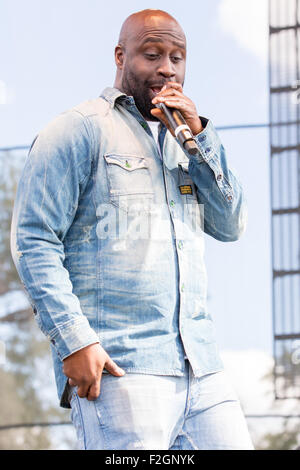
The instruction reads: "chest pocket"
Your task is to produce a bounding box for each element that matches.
[104,154,154,213]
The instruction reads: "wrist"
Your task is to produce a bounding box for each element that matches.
[190,117,203,136]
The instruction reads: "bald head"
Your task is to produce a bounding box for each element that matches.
[118,9,186,49]
[114,9,187,120]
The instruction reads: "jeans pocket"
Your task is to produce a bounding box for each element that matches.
[70,392,86,450]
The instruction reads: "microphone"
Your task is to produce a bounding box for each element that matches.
[155,102,200,156]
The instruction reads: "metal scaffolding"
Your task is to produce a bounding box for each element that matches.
[269,0,300,398]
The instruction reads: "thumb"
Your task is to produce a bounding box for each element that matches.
[104,356,125,376]
[150,108,175,136]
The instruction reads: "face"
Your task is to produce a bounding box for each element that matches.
[115,16,186,120]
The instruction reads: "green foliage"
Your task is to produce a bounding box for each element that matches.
[0,368,51,450]
[0,149,71,450]
[256,360,300,450]
[0,150,24,293]
[256,419,300,450]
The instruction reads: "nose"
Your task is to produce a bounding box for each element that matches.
[157,56,176,79]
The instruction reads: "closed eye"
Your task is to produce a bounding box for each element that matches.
[145,53,160,60]
[171,56,183,63]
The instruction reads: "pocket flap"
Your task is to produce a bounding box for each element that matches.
[104,154,149,171]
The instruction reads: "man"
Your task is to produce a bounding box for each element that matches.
[11,9,253,450]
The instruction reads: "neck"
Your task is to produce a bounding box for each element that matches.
[114,76,124,93]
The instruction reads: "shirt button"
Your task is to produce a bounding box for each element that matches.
[205,147,211,154]
[170,200,175,207]
[181,283,185,292]
[178,240,184,250]
[217,173,223,181]
[227,194,233,201]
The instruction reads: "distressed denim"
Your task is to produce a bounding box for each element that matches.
[11,87,247,408]
[69,361,254,450]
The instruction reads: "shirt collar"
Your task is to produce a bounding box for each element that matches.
[99,86,165,135]
[100,87,135,108]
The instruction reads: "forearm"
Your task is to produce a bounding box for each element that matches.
[10,110,99,360]
[187,118,247,241]
[11,226,99,360]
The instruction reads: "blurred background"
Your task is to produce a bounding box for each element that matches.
[0,0,299,450]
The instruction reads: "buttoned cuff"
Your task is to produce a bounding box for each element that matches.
[192,118,220,164]
[47,316,100,360]
[189,119,234,204]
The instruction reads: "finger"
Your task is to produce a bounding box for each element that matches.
[152,98,188,118]
[160,98,187,110]
[68,378,77,387]
[150,107,165,121]
[150,108,175,136]
[76,382,90,398]
[164,82,183,92]
[153,89,182,104]
[159,88,181,97]
[87,380,101,401]
[104,357,125,376]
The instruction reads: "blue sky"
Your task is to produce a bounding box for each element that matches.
[0,0,272,353]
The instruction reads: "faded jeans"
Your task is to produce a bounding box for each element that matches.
[69,360,254,450]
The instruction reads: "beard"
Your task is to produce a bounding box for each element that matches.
[121,69,159,121]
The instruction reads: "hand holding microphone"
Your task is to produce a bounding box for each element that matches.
[150,82,203,156]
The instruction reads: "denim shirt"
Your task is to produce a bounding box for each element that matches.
[11,87,247,408]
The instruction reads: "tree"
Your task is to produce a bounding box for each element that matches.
[255,358,300,450]
[257,418,300,450]
[0,149,72,450]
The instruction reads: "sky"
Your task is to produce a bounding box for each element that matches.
[0,0,273,354]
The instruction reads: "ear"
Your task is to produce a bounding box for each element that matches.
[115,45,125,69]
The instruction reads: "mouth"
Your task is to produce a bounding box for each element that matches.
[149,84,165,97]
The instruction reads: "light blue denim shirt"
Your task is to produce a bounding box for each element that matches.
[11,87,247,408]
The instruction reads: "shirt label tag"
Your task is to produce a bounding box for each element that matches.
[179,185,193,195]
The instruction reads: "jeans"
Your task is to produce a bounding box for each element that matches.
[69,360,254,450]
